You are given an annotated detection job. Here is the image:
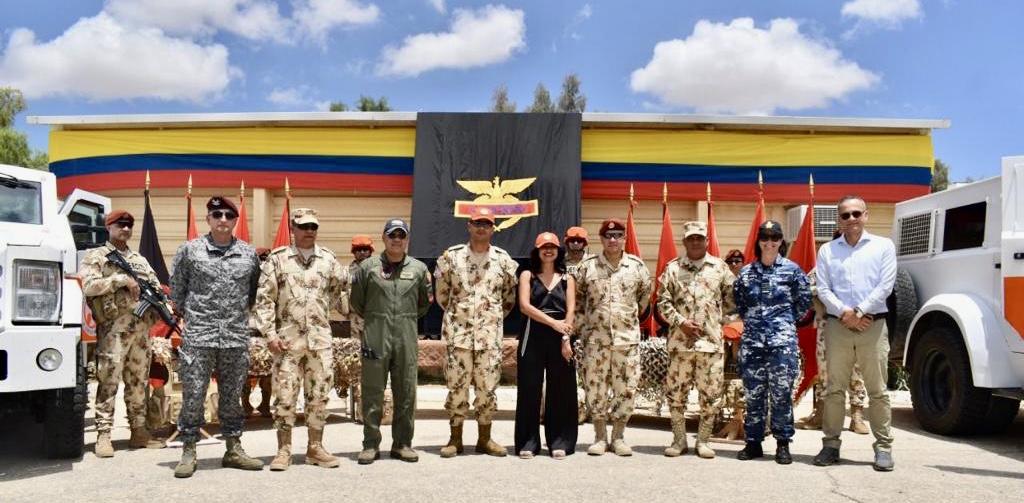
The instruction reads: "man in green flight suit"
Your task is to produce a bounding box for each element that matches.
[351,218,433,464]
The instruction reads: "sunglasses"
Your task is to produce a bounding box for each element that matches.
[112,221,134,229]
[566,238,587,245]
[387,230,408,240]
[296,223,319,231]
[758,234,783,242]
[470,220,494,228]
[353,247,373,253]
[210,210,238,220]
[840,210,864,220]
[603,232,625,240]
[726,258,743,264]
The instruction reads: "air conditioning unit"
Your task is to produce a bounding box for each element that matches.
[785,205,839,242]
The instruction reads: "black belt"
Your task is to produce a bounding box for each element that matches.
[825,312,885,321]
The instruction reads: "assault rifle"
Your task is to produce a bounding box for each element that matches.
[106,250,181,337]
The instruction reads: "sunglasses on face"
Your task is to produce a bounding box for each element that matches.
[387,230,408,240]
[840,210,864,220]
[209,210,238,220]
[470,220,494,228]
[759,234,782,242]
[296,223,319,232]
[566,238,586,245]
[112,221,134,229]
[603,232,625,240]
[726,258,743,264]
[353,247,373,254]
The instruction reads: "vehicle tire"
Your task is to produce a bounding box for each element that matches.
[909,326,990,435]
[43,348,86,459]
[886,267,918,362]
[981,396,1022,434]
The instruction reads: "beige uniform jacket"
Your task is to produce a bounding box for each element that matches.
[434,243,519,351]
[253,244,348,351]
[657,254,736,353]
[575,252,652,347]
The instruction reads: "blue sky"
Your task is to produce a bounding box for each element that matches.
[2,0,1020,181]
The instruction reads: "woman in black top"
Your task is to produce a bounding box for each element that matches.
[515,232,578,458]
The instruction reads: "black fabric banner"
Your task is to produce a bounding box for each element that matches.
[409,113,582,259]
[139,189,170,285]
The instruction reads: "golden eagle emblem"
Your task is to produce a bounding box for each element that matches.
[454,176,539,232]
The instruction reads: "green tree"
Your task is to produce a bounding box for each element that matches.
[525,83,554,113]
[329,102,349,111]
[0,87,48,170]
[490,85,516,113]
[556,73,586,113]
[356,95,391,111]
[931,158,949,192]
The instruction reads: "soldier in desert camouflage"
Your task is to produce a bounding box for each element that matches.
[434,207,519,458]
[575,218,652,457]
[254,208,348,471]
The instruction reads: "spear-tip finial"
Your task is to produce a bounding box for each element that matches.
[145,170,151,191]
[240,179,245,197]
[629,183,634,202]
[187,174,193,195]
[706,182,711,203]
[662,182,668,203]
[809,173,815,198]
[284,177,291,196]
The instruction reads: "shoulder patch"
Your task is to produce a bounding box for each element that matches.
[492,246,510,256]
[446,244,467,252]
[270,246,289,255]
[320,247,337,258]
[624,253,645,265]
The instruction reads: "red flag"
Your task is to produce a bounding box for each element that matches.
[185,174,199,241]
[648,186,679,335]
[271,178,292,248]
[625,186,641,258]
[234,181,250,242]
[791,176,819,402]
[742,174,766,264]
[706,183,721,258]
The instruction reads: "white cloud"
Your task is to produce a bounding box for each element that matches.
[629,17,880,114]
[427,0,446,14]
[105,0,293,43]
[266,85,314,107]
[376,5,526,77]
[0,13,239,103]
[292,0,380,43]
[565,3,592,41]
[841,0,921,24]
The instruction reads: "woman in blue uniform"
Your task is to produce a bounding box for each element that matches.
[733,221,811,464]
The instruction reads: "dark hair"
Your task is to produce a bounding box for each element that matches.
[724,249,744,262]
[528,245,566,274]
[754,237,789,261]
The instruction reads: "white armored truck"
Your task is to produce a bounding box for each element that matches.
[893,155,1024,435]
[0,163,108,458]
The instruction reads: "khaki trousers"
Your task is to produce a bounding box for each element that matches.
[822,318,893,452]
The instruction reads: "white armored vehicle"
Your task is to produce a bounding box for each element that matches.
[893,155,1024,435]
[0,163,108,458]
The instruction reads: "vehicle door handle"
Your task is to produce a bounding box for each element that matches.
[1014,252,1024,260]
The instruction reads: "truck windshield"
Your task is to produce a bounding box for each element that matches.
[0,174,42,224]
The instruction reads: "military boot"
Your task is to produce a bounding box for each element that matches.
[587,419,608,456]
[610,421,632,456]
[849,405,870,435]
[695,419,716,459]
[439,421,464,458]
[664,409,688,457]
[305,428,340,468]
[222,437,264,471]
[269,428,292,471]
[173,441,197,478]
[796,395,823,430]
[129,427,165,449]
[475,422,507,457]
[95,431,114,458]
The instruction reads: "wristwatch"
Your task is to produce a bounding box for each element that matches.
[562,335,570,342]
[854,307,864,319]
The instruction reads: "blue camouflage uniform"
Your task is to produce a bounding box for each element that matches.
[733,256,811,443]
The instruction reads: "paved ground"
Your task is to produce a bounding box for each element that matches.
[2,384,1023,502]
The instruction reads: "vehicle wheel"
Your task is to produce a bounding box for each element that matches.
[909,326,990,435]
[886,268,918,361]
[43,348,86,459]
[981,396,1022,434]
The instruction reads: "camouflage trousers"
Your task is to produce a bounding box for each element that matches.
[814,326,867,406]
[583,344,640,423]
[666,350,724,426]
[94,317,152,432]
[272,338,335,431]
[444,347,501,424]
[739,343,800,442]
[177,345,249,444]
